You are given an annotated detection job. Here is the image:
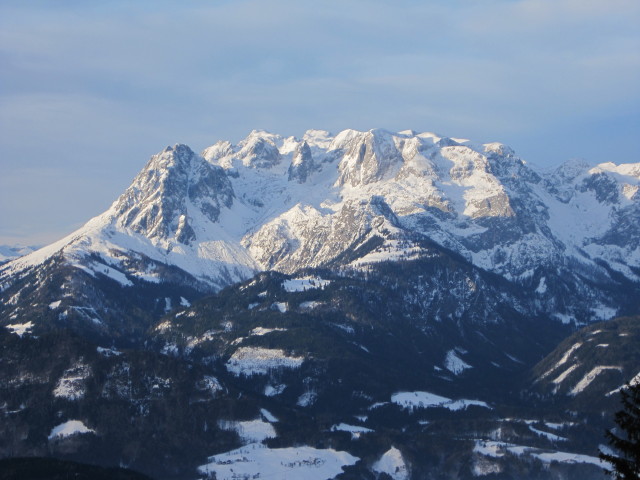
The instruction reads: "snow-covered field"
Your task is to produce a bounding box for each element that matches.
[282,276,331,292]
[5,321,33,337]
[48,420,94,440]
[330,423,373,439]
[391,391,490,412]
[225,347,304,376]
[373,447,409,480]
[218,418,276,443]
[474,440,604,468]
[198,443,359,480]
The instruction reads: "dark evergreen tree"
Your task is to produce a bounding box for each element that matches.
[600,382,640,479]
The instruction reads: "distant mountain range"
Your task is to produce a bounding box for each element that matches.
[0,129,638,479]
[0,245,38,264]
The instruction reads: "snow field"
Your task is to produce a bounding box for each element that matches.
[225,347,304,376]
[474,440,604,468]
[390,391,490,412]
[48,420,94,440]
[198,443,359,480]
[569,366,622,396]
[330,423,374,439]
[218,418,276,443]
[282,276,331,292]
[5,321,33,337]
[373,447,409,480]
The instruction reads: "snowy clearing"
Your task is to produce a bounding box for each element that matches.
[53,363,91,400]
[282,276,331,292]
[271,302,288,313]
[474,440,604,468]
[330,423,374,439]
[260,408,278,423]
[198,443,359,480]
[444,349,472,375]
[226,347,304,376]
[250,326,287,336]
[529,426,567,442]
[48,420,94,440]
[5,321,33,337]
[264,383,286,396]
[96,346,122,357]
[391,391,490,412]
[218,418,276,443]
[48,300,62,310]
[569,366,622,396]
[300,300,322,310]
[373,447,409,480]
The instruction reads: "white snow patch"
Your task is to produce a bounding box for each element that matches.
[535,277,547,294]
[607,371,640,396]
[272,302,288,313]
[198,443,359,480]
[250,326,287,336]
[541,342,582,380]
[180,296,191,307]
[198,375,223,396]
[297,390,317,407]
[226,347,304,376]
[446,399,491,411]
[53,364,91,400]
[474,440,604,468]
[48,300,62,310]
[264,384,286,397]
[391,391,490,412]
[96,346,122,357]
[553,313,576,324]
[76,261,133,287]
[330,423,373,439]
[155,320,172,333]
[373,447,409,480]
[300,301,322,310]
[5,321,33,337]
[570,366,622,396]
[282,276,331,292]
[529,426,567,442]
[444,349,472,375]
[536,450,604,467]
[48,420,94,440]
[552,364,580,387]
[219,418,276,443]
[392,391,451,410]
[260,408,278,423]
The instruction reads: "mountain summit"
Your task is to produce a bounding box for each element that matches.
[1,128,639,339]
[0,128,638,479]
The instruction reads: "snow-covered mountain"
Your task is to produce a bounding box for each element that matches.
[1,128,639,337]
[1,127,638,479]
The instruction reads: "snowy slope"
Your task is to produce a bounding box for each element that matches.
[1,128,638,335]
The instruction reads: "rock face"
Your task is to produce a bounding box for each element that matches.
[0,128,639,339]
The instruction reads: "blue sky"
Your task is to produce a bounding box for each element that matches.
[1,0,639,245]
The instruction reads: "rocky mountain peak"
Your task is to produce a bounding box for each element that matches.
[236,130,283,168]
[111,144,233,244]
[334,129,405,187]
